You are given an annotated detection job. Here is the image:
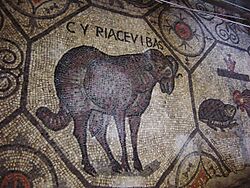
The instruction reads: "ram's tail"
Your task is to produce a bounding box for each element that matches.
[36,105,71,131]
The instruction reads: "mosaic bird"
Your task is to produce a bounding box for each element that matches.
[233,89,250,117]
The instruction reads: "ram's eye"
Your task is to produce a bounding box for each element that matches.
[165,68,172,76]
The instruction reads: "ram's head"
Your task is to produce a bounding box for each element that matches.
[144,49,179,95]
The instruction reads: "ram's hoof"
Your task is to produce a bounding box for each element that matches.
[121,161,131,172]
[134,159,143,172]
[111,160,122,173]
[83,163,97,176]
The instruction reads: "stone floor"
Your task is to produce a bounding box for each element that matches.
[0,0,250,187]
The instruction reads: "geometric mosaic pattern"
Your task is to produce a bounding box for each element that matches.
[0,0,250,187]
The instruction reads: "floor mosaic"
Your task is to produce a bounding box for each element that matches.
[0,0,250,187]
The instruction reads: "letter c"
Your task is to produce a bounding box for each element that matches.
[66,21,76,33]
[117,30,124,41]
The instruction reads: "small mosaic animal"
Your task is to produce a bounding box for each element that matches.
[36,45,179,176]
[198,99,238,131]
[233,89,250,118]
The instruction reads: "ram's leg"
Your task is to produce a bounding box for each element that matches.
[73,112,97,176]
[129,116,143,171]
[114,110,130,172]
[93,114,122,173]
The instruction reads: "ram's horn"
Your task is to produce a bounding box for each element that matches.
[166,55,178,74]
[160,66,172,76]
